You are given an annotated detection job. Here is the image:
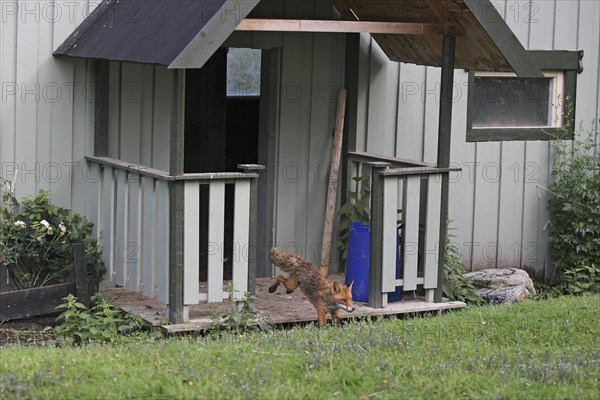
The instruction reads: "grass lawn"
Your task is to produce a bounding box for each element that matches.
[1,295,599,399]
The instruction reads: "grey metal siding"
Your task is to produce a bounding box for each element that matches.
[274,31,346,269]
[356,0,600,274]
[105,62,173,171]
[0,0,98,222]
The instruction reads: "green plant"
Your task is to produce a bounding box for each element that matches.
[54,293,145,345]
[336,175,371,263]
[547,118,600,295]
[442,227,483,305]
[207,284,271,336]
[0,189,105,289]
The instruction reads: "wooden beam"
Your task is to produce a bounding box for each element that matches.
[462,0,543,78]
[434,35,456,303]
[236,19,461,36]
[168,69,186,324]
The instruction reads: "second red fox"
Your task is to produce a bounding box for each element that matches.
[268,247,355,326]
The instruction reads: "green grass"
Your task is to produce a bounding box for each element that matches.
[1,295,599,399]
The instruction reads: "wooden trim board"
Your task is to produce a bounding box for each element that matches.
[236,19,461,35]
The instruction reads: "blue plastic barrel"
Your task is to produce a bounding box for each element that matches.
[344,221,403,302]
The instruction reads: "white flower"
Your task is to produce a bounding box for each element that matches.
[47,227,54,235]
[40,219,50,229]
[14,220,27,228]
[59,223,66,236]
[36,236,43,243]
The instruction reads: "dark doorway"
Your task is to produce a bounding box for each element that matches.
[184,48,262,282]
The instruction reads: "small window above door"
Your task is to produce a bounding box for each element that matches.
[226,48,261,97]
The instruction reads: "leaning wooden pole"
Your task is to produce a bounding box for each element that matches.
[320,88,347,277]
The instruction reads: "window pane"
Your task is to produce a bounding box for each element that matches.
[472,77,552,128]
[227,48,261,97]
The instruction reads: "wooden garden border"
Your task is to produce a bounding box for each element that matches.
[0,244,96,321]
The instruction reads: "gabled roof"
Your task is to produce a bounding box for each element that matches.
[54,0,542,77]
[54,0,259,68]
[332,0,542,77]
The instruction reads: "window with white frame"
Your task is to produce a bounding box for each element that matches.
[467,51,582,142]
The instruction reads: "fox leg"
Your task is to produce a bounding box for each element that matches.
[330,309,341,326]
[268,275,299,294]
[313,299,327,326]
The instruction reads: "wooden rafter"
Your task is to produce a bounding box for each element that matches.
[235,19,462,35]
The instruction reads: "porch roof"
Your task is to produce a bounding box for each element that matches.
[54,0,542,77]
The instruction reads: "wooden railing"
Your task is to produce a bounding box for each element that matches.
[85,157,260,308]
[347,152,458,307]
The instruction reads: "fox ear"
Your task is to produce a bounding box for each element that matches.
[347,280,354,290]
[332,281,341,291]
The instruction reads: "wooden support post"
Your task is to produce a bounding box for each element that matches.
[168,69,186,324]
[73,243,90,308]
[434,35,456,303]
[320,89,347,277]
[368,162,391,309]
[239,164,265,297]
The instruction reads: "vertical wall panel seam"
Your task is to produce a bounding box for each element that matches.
[526,0,532,49]
[519,141,528,269]
[306,33,315,252]
[364,37,372,152]
[117,63,123,158]
[552,0,557,50]
[420,67,428,162]
[544,140,552,277]
[393,64,401,157]
[69,61,79,206]
[469,144,478,271]
[495,143,503,269]
[576,0,581,50]
[13,8,18,164]
[150,66,156,167]
[35,14,41,194]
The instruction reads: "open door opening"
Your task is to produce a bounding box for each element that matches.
[184,47,267,282]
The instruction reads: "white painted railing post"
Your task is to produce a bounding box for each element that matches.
[238,164,264,300]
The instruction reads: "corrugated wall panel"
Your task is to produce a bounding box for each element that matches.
[273,30,345,267]
[496,141,526,268]
[140,65,155,167]
[366,39,399,156]
[0,1,17,181]
[106,62,173,170]
[276,32,312,256]
[120,63,143,163]
[0,0,96,205]
[395,64,426,160]
[576,0,600,125]
[70,59,91,216]
[307,32,344,267]
[36,10,55,195]
[447,71,476,266]
[151,67,173,172]
[14,1,40,198]
[422,67,441,164]
[357,0,599,274]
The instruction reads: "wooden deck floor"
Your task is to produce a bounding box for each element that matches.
[103,274,466,333]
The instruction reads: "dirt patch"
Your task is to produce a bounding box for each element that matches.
[0,315,60,347]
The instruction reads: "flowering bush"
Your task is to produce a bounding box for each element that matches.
[548,119,600,295]
[0,187,105,290]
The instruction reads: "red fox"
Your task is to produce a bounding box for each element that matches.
[268,247,355,326]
